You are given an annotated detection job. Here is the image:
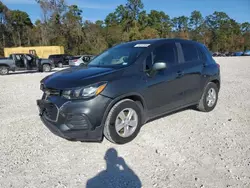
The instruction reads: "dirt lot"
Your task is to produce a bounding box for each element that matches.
[0,57,250,188]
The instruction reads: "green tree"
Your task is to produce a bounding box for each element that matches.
[125,0,144,20]
[241,22,250,50]
[9,10,32,46]
[148,10,171,37]
[189,10,204,41]
[172,16,189,39]
[138,10,149,29]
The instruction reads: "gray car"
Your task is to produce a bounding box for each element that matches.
[69,55,94,67]
[0,54,55,75]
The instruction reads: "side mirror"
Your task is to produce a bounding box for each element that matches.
[152,62,167,71]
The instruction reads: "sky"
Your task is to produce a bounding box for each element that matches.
[2,0,250,24]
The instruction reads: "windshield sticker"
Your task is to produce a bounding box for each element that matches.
[134,44,151,48]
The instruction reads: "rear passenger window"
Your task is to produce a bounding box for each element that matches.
[153,43,177,64]
[181,43,199,62]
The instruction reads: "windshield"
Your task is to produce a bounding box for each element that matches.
[88,45,145,67]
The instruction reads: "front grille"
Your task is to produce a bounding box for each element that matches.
[44,103,59,122]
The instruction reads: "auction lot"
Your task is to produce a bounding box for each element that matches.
[0,57,250,188]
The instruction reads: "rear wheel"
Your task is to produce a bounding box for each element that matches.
[104,99,143,144]
[57,62,63,68]
[0,66,9,75]
[42,64,51,72]
[197,82,219,112]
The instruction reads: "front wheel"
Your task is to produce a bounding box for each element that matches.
[104,99,143,144]
[42,64,51,72]
[0,66,9,75]
[197,82,219,112]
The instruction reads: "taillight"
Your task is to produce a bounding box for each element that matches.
[217,63,220,68]
[73,59,77,62]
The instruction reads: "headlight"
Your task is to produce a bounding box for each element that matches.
[62,82,107,99]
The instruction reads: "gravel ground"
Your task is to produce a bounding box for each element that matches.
[0,57,250,188]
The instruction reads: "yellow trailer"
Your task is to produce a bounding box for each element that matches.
[4,46,64,58]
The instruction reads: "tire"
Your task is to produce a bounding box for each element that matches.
[197,82,219,112]
[104,99,143,144]
[0,66,9,75]
[42,64,51,72]
[57,62,63,68]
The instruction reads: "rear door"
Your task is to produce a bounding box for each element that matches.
[176,42,204,104]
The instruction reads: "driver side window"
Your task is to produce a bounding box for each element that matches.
[153,43,178,64]
[145,42,178,71]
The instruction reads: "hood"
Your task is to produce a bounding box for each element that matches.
[42,66,122,89]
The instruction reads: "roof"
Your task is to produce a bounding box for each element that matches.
[117,38,203,48]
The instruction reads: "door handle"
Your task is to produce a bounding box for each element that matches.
[177,71,184,77]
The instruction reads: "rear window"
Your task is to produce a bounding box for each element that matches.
[70,56,81,60]
[181,43,199,62]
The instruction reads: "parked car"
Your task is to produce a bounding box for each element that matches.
[241,50,250,56]
[48,54,72,68]
[69,55,94,67]
[213,52,226,57]
[0,53,54,75]
[234,51,243,56]
[37,39,221,144]
[225,52,235,56]
[212,52,220,57]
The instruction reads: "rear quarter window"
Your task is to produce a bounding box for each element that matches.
[181,43,199,62]
[202,45,217,64]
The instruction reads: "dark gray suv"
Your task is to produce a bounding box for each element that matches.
[37,39,220,144]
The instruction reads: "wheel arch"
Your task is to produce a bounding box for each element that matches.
[0,64,10,68]
[210,79,220,90]
[100,93,147,134]
[42,63,51,67]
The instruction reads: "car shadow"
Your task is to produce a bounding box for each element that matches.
[86,148,142,188]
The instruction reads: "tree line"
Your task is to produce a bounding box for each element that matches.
[0,0,250,56]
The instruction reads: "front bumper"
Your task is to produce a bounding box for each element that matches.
[37,95,112,142]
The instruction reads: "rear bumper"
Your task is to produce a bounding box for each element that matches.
[37,95,112,142]
[69,62,80,67]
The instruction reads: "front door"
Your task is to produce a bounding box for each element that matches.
[13,54,25,69]
[141,42,186,118]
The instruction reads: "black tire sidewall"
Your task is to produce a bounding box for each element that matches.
[202,82,219,112]
[106,100,142,144]
[43,64,51,72]
[0,66,9,75]
[58,62,63,68]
